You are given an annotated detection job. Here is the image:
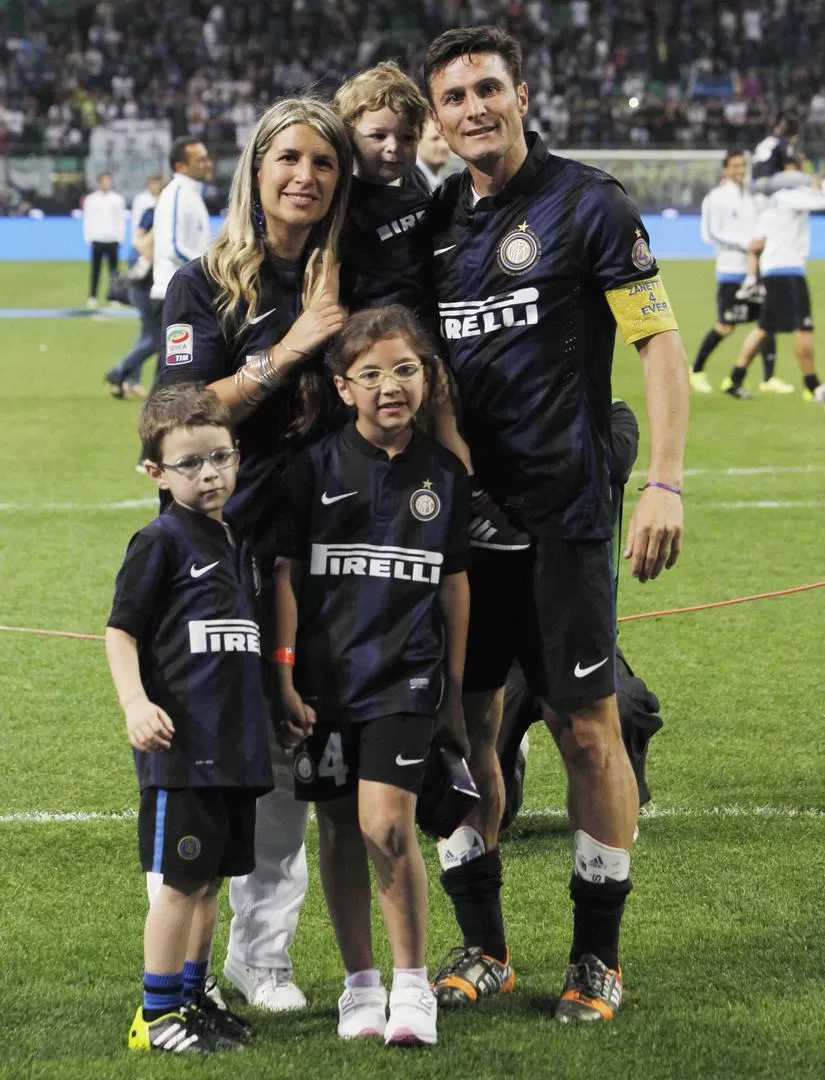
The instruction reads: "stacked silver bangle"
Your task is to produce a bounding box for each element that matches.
[235,348,287,406]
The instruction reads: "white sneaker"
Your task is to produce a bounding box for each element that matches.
[86,297,98,309]
[223,957,307,1013]
[337,985,388,1039]
[384,985,438,1047]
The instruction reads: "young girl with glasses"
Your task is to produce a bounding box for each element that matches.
[272,305,470,1047]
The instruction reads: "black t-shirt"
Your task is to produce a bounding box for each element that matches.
[159,255,318,547]
[340,169,436,325]
[275,422,470,722]
[430,132,673,540]
[108,501,273,793]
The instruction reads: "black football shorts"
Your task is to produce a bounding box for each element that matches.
[462,538,617,703]
[138,786,257,890]
[292,713,435,801]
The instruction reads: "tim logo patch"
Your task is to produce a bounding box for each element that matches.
[166,322,193,366]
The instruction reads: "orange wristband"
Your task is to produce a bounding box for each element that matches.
[272,647,295,666]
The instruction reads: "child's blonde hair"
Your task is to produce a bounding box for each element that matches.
[334,61,428,137]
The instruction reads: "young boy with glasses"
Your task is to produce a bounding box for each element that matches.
[105,383,273,1053]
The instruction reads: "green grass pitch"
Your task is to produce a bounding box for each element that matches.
[1,260,824,1079]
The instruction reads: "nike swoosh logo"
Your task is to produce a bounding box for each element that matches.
[321,491,357,505]
[396,754,425,767]
[434,244,457,257]
[573,657,610,678]
[248,306,277,325]
[190,561,219,578]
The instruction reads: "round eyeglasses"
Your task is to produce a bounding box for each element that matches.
[344,360,423,390]
[159,447,240,480]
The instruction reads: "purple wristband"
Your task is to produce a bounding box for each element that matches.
[639,481,682,496]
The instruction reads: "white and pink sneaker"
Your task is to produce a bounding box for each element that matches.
[384,985,438,1046]
[336,986,388,1039]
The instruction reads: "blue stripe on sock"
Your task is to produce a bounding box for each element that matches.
[143,970,183,1015]
[152,789,168,873]
[182,960,208,993]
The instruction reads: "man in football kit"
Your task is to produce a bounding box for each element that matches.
[422,26,688,1021]
[734,113,802,300]
[692,151,790,395]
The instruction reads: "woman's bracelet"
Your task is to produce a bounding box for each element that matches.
[235,347,288,405]
[278,342,307,358]
[638,481,682,497]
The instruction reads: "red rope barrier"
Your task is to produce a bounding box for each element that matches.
[617,580,825,623]
[0,625,104,640]
[2,579,823,640]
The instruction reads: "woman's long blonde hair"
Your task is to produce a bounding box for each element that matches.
[205,98,352,335]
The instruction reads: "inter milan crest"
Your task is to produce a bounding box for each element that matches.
[177,835,202,861]
[631,228,655,272]
[497,221,541,276]
[410,479,441,522]
[293,751,316,784]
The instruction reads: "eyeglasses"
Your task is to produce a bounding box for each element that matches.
[159,447,239,480]
[345,360,423,390]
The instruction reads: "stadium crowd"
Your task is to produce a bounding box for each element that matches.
[4,0,825,157]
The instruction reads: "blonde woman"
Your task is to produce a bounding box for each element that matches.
[156,97,352,1014]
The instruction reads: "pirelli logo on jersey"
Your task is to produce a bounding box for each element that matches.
[377,210,426,242]
[605,275,679,345]
[439,288,539,340]
[310,543,444,585]
[188,619,261,655]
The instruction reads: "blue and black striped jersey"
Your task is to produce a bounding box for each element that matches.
[108,502,273,793]
[158,255,317,548]
[430,132,675,540]
[276,422,470,723]
[340,168,435,323]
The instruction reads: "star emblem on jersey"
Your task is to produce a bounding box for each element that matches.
[497,221,541,276]
[190,560,219,578]
[410,485,441,522]
[631,236,655,272]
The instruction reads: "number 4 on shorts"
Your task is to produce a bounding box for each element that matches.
[318,732,349,786]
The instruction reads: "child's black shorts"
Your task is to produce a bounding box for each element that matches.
[138,786,258,890]
[292,713,435,802]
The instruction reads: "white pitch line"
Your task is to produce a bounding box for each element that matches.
[706,500,825,509]
[630,465,825,478]
[0,810,138,823]
[2,805,823,825]
[0,467,821,514]
[518,805,825,821]
[0,498,156,512]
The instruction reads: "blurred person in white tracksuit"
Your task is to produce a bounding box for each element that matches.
[150,137,213,330]
[82,173,126,307]
[722,159,825,402]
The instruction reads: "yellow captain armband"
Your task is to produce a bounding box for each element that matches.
[604,276,679,345]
